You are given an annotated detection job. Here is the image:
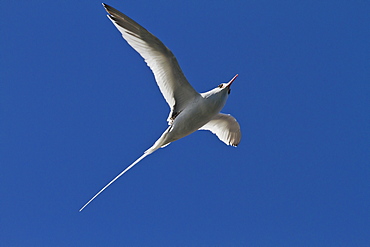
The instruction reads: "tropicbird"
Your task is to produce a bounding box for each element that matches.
[79,3,241,211]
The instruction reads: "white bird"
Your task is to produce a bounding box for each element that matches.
[79,3,241,211]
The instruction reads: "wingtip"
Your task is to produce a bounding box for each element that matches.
[230,142,239,147]
[102,3,109,14]
[102,3,112,12]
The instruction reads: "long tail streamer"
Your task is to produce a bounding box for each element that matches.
[79,151,152,212]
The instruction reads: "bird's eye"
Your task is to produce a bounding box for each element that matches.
[218,84,223,88]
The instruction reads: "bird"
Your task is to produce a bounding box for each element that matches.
[79,3,241,211]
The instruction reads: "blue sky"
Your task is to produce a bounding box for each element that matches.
[1,0,369,246]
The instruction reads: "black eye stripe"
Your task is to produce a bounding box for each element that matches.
[218,84,223,88]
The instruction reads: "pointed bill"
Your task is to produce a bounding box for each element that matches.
[226,74,238,87]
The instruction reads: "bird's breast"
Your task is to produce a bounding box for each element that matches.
[165,97,224,142]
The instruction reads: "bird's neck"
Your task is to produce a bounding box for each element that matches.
[202,92,228,114]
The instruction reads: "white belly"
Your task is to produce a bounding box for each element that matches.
[165,97,224,143]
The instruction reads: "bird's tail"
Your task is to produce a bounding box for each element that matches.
[79,151,151,212]
[79,128,171,212]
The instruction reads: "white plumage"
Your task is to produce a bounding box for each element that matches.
[79,3,242,211]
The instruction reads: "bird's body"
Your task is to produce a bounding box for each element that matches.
[154,89,231,148]
[79,3,241,211]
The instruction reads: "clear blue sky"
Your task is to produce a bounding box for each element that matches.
[1,0,369,246]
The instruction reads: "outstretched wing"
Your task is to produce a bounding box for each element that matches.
[199,113,241,146]
[103,4,200,123]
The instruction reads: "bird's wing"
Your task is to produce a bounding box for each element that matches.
[103,4,200,123]
[199,113,241,147]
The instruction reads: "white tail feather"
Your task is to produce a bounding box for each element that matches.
[79,126,172,211]
[79,148,156,212]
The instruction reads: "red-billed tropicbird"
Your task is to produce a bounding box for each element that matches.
[79,3,241,211]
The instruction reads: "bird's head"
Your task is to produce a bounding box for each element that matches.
[216,74,238,95]
[201,74,238,101]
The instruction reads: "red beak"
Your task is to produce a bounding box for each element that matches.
[226,74,238,88]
